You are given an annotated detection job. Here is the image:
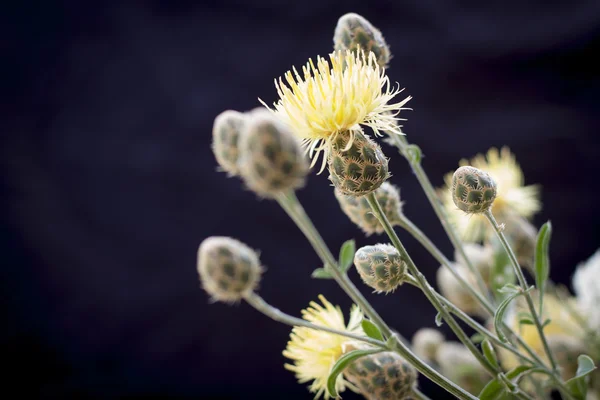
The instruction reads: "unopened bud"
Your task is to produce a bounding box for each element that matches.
[197,236,262,303]
[328,129,389,196]
[354,244,407,294]
[237,109,309,197]
[212,110,247,176]
[451,166,497,214]
[334,182,404,236]
[333,13,391,68]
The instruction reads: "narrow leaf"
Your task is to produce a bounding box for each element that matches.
[534,221,552,314]
[407,144,422,164]
[471,333,486,343]
[311,268,333,279]
[505,365,535,382]
[435,311,443,327]
[339,239,356,273]
[361,319,384,342]
[326,348,383,397]
[494,290,524,342]
[482,339,500,370]
[479,378,505,400]
[565,355,596,400]
[498,284,521,295]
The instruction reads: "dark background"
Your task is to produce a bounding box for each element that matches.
[2,1,600,399]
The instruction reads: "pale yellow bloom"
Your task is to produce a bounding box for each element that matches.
[283,295,365,399]
[440,147,541,241]
[261,49,411,172]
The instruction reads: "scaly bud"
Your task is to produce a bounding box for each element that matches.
[197,236,262,303]
[328,129,389,196]
[334,182,404,236]
[412,328,445,362]
[345,351,417,400]
[354,244,407,294]
[333,13,391,68]
[212,110,247,176]
[237,109,309,197]
[451,166,497,214]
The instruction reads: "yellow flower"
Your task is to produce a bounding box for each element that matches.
[283,294,365,399]
[440,147,541,241]
[261,49,411,172]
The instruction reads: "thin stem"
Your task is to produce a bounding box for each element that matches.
[388,132,491,301]
[275,191,394,339]
[484,209,558,372]
[398,216,495,316]
[367,193,498,376]
[244,293,385,348]
[411,387,433,400]
[404,275,537,366]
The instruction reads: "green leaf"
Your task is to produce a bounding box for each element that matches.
[490,249,513,297]
[479,378,505,400]
[566,355,597,400]
[311,268,333,279]
[339,239,356,273]
[534,221,552,314]
[471,332,486,344]
[361,319,384,341]
[482,339,500,370]
[505,365,535,382]
[494,289,525,342]
[498,284,521,295]
[326,348,383,398]
[406,144,422,164]
[435,311,443,327]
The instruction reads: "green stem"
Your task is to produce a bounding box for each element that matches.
[275,191,394,339]
[404,275,537,366]
[275,191,477,400]
[388,132,491,301]
[484,209,558,372]
[244,293,385,347]
[367,192,498,376]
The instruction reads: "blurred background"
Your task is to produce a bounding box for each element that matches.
[2,0,600,398]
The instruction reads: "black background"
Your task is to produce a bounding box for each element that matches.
[2,1,600,399]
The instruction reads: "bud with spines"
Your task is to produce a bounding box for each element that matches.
[451,166,497,214]
[237,109,309,198]
[354,244,407,293]
[212,110,248,176]
[328,129,389,196]
[344,351,417,400]
[335,182,404,236]
[197,236,262,303]
[411,328,445,362]
[333,13,391,68]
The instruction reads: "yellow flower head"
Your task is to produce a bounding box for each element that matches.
[261,49,411,172]
[440,147,541,241]
[283,295,365,399]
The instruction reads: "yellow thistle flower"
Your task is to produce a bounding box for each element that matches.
[440,147,541,241]
[261,49,411,172]
[283,294,365,399]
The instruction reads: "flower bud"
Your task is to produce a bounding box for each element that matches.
[436,342,488,395]
[333,13,391,68]
[334,182,404,236]
[211,110,247,176]
[354,244,406,294]
[412,328,445,362]
[345,351,417,400]
[328,130,389,196]
[436,264,485,316]
[197,236,262,303]
[237,109,309,197]
[451,166,497,214]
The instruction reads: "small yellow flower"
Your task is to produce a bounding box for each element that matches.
[261,49,411,172]
[283,294,365,399]
[440,147,541,241]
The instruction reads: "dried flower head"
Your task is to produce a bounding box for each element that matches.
[283,295,365,399]
[440,147,541,241]
[261,49,410,172]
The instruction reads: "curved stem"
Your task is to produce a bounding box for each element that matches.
[244,293,385,347]
[367,192,498,377]
[484,210,558,371]
[387,132,491,302]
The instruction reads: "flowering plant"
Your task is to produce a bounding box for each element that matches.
[199,13,599,400]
